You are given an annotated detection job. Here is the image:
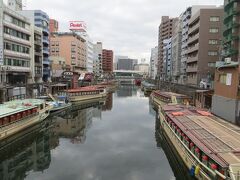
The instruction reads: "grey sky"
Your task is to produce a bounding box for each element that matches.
[9,0,223,61]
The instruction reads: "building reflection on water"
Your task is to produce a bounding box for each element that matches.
[116,85,138,97]
[102,93,113,111]
[53,102,104,144]
[0,122,53,180]
[0,100,105,180]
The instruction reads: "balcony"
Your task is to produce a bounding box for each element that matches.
[3,20,31,35]
[42,37,49,45]
[43,47,49,55]
[187,55,198,63]
[4,34,30,47]
[188,34,199,45]
[225,34,239,43]
[225,48,239,56]
[187,44,199,54]
[4,50,30,59]
[43,58,50,65]
[188,23,200,36]
[224,0,238,11]
[186,66,198,73]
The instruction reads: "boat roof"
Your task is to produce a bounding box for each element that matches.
[163,104,240,168]
[154,91,189,99]
[142,81,156,87]
[0,99,45,119]
[66,86,103,93]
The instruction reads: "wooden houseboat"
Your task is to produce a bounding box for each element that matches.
[150,91,191,108]
[158,104,240,180]
[0,99,52,140]
[64,86,107,103]
[141,81,156,94]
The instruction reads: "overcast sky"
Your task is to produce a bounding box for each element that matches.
[7,0,223,62]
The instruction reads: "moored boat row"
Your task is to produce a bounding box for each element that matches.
[0,85,110,141]
[0,99,51,141]
[151,90,240,179]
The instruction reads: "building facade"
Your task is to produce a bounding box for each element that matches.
[171,19,182,83]
[50,32,87,74]
[86,36,94,73]
[158,16,178,80]
[0,0,33,101]
[150,46,158,79]
[102,49,113,73]
[212,1,240,123]
[117,58,138,70]
[163,38,172,81]
[49,19,58,33]
[20,10,50,82]
[186,7,224,87]
[93,42,102,76]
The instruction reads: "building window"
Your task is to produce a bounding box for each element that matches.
[208,51,218,56]
[209,28,219,33]
[210,16,220,22]
[209,39,218,45]
[219,74,226,84]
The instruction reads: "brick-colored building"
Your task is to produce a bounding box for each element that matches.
[50,32,87,74]
[49,19,59,33]
[102,49,113,73]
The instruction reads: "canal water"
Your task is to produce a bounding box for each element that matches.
[0,86,193,180]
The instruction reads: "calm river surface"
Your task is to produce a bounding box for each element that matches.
[0,86,192,180]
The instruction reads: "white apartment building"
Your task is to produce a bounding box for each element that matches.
[93,42,102,76]
[150,46,158,79]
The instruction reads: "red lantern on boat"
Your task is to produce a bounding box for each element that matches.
[211,164,218,170]
[202,155,208,161]
[190,142,194,148]
[22,111,26,117]
[195,147,200,153]
[10,115,15,122]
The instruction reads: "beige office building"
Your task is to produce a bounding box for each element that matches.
[50,32,87,74]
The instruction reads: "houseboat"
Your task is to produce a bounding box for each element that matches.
[158,104,240,180]
[64,86,107,103]
[141,81,156,94]
[0,99,52,140]
[97,80,118,92]
[150,91,191,108]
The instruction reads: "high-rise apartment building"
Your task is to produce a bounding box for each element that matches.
[163,38,172,80]
[158,16,178,80]
[49,19,58,33]
[93,42,102,76]
[85,36,94,73]
[186,7,224,87]
[50,32,87,74]
[102,49,113,73]
[171,19,182,83]
[150,46,158,79]
[20,10,50,82]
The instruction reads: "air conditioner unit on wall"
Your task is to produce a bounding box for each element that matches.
[225,57,231,64]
